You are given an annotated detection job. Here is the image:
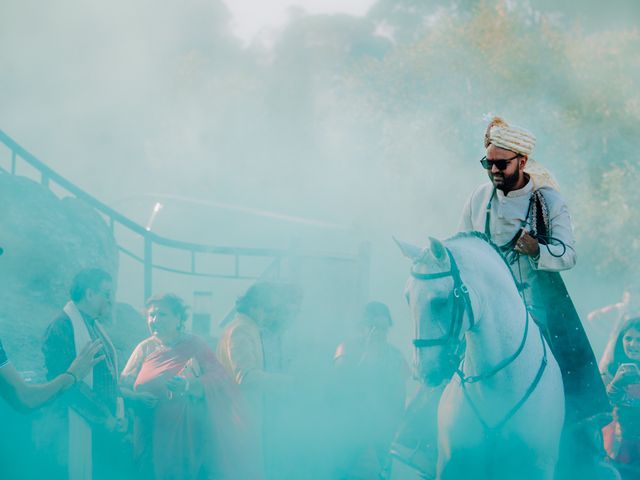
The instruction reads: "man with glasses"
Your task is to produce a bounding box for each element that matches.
[458,116,609,471]
[460,117,577,314]
[42,268,125,480]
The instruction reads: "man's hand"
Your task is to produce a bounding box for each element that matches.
[67,340,105,381]
[166,376,189,395]
[514,229,540,257]
[105,415,127,433]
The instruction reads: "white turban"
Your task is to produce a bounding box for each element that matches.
[484,116,536,156]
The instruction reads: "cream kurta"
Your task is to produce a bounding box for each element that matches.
[216,314,291,418]
[217,313,293,479]
[217,314,264,407]
[459,179,577,323]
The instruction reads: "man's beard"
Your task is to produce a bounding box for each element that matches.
[489,168,520,192]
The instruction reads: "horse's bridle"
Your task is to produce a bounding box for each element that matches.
[411,248,475,349]
[410,242,549,433]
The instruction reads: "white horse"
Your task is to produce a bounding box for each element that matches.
[398,232,564,480]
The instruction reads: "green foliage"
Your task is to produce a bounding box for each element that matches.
[574,163,640,276]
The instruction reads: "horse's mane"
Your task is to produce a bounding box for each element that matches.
[445,231,522,290]
[446,231,505,260]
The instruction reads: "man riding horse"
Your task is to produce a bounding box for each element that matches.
[454,117,614,480]
[388,117,612,479]
[458,116,608,426]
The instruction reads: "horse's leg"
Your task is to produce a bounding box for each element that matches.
[481,436,556,480]
[529,449,561,477]
[492,459,554,480]
[494,420,561,480]
[437,445,489,480]
[435,381,490,480]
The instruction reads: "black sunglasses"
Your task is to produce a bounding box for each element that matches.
[480,154,520,170]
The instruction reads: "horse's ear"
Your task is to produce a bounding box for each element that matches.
[428,237,448,262]
[393,236,422,261]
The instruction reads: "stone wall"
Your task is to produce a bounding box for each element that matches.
[0,171,146,374]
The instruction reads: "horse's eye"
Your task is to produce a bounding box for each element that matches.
[430,297,448,311]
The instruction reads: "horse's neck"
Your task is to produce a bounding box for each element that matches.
[453,240,531,378]
[464,301,528,378]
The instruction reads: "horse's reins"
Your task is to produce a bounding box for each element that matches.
[410,242,548,433]
[484,186,568,265]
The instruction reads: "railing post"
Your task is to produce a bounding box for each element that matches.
[357,242,371,304]
[144,236,153,301]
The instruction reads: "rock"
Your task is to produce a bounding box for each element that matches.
[0,171,119,372]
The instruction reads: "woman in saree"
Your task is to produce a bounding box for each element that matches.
[600,316,640,478]
[120,293,255,480]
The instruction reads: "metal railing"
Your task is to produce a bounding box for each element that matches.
[0,129,287,301]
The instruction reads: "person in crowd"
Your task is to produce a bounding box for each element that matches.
[120,293,253,480]
[0,337,103,411]
[589,287,638,327]
[601,316,640,477]
[217,282,297,478]
[590,286,639,356]
[42,267,125,480]
[332,301,410,479]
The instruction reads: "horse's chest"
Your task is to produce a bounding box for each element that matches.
[438,381,525,445]
[438,383,484,444]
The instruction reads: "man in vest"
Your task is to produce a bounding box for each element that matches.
[42,268,125,480]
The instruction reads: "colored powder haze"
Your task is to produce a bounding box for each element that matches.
[1,0,640,478]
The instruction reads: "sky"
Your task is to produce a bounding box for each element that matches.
[222,0,375,44]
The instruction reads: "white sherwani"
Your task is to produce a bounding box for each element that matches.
[458,179,576,323]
